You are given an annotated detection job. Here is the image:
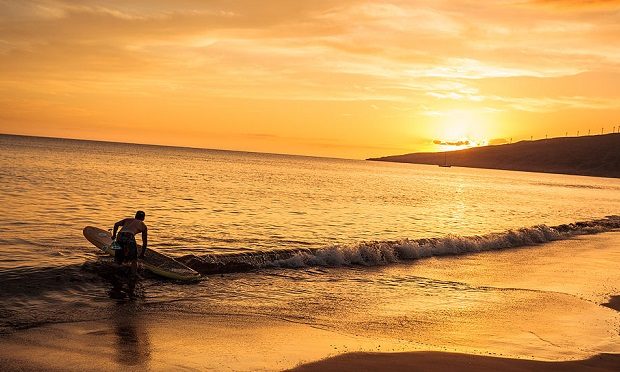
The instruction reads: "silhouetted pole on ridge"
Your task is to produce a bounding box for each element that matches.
[522,126,619,141]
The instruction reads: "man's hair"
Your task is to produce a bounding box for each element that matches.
[135,210,146,220]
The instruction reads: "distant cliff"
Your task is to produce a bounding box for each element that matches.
[368,133,620,178]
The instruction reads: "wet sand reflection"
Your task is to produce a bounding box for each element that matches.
[113,303,151,367]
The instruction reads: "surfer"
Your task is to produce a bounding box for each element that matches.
[111,211,148,283]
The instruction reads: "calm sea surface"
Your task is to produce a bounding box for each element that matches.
[1,134,620,363]
[1,134,619,271]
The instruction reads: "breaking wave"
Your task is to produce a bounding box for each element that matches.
[180,216,620,275]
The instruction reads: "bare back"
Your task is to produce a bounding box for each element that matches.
[119,218,147,235]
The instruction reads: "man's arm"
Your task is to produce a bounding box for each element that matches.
[111,219,126,240]
[140,225,148,258]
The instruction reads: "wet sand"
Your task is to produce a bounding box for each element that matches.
[291,352,620,372]
[3,312,618,372]
[0,313,412,371]
[5,312,617,372]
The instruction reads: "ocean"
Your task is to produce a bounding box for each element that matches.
[1,134,620,367]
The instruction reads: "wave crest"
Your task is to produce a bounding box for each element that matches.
[181,216,620,274]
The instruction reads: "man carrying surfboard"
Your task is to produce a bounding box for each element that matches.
[111,211,148,279]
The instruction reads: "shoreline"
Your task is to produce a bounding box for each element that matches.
[371,160,620,180]
[291,351,620,372]
[2,233,620,371]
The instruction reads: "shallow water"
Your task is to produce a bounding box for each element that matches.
[1,134,620,365]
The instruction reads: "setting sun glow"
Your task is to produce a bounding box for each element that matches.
[432,109,492,150]
[0,1,619,158]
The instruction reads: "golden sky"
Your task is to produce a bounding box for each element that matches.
[1,0,619,158]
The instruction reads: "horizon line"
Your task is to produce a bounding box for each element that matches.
[0,132,358,162]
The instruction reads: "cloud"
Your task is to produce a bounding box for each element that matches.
[487,95,620,112]
[526,0,620,10]
[433,140,471,146]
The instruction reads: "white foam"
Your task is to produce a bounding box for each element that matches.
[267,218,619,269]
[184,216,620,274]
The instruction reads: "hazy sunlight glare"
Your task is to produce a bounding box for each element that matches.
[0,1,619,158]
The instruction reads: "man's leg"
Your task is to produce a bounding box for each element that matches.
[131,259,137,276]
[110,247,126,298]
[127,258,138,297]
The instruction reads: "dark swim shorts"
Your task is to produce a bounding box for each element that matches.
[115,232,138,264]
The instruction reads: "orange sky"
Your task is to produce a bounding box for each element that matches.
[1,0,619,158]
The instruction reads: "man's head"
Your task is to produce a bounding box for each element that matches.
[135,210,146,221]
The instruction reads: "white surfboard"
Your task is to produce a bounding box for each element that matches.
[83,226,200,281]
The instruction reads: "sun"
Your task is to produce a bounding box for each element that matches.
[433,109,491,150]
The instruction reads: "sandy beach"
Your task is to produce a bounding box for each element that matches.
[2,303,618,372]
[0,313,414,371]
[2,232,620,371]
[1,301,618,372]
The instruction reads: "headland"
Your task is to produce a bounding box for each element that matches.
[369,133,620,178]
